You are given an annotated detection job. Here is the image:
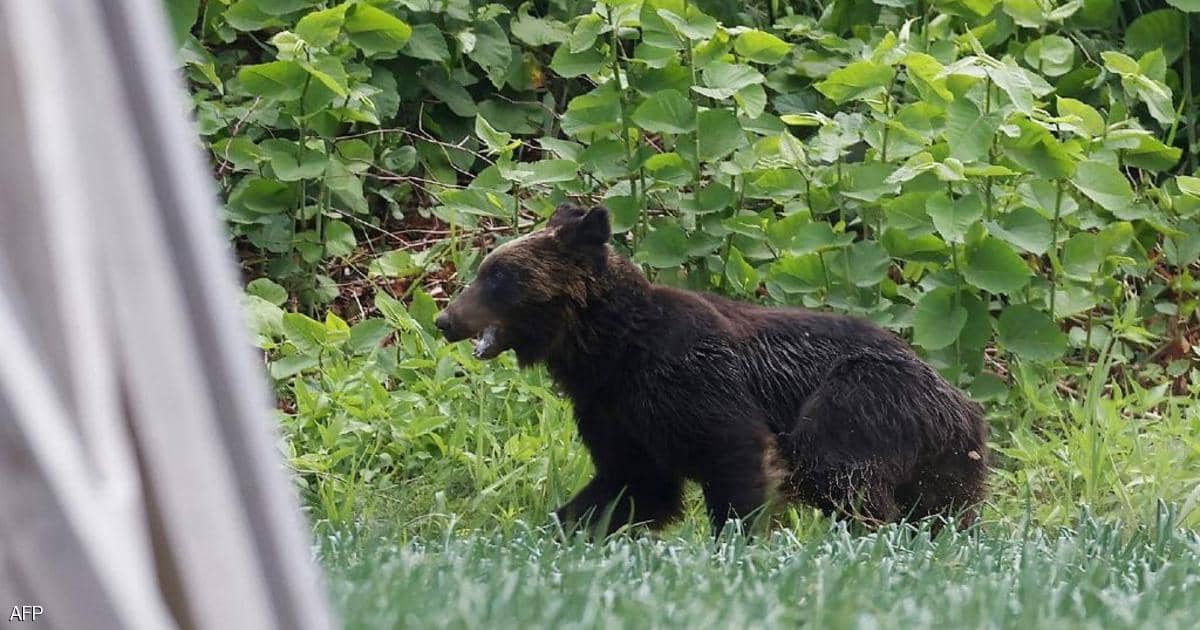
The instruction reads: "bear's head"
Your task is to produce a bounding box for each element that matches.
[434,203,612,365]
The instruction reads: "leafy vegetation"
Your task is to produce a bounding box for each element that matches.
[164,0,1200,609]
[171,0,1200,620]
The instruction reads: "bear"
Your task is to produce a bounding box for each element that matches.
[434,203,989,536]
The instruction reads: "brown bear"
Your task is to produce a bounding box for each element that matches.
[435,203,988,536]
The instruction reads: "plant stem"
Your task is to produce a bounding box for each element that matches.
[607,5,642,243]
[1049,180,1063,321]
[817,251,831,306]
[1185,14,1196,173]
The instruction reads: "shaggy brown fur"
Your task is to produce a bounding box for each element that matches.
[435,204,989,536]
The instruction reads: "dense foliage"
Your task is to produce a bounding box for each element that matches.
[172,0,1200,533]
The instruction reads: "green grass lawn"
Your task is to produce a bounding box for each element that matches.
[321,511,1200,629]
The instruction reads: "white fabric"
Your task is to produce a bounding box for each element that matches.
[0,2,334,629]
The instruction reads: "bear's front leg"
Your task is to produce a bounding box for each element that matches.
[697,427,781,538]
[554,474,684,536]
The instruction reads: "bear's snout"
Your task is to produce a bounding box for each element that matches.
[434,310,468,342]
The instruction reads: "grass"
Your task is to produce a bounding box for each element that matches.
[320,510,1200,629]
[273,288,1200,627]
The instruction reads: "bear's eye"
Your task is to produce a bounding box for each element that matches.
[484,265,523,306]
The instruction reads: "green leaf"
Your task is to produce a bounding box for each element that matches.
[256,0,314,15]
[724,247,760,295]
[402,23,451,61]
[655,7,718,41]
[510,2,570,47]
[212,137,261,171]
[1001,118,1076,180]
[946,98,1002,163]
[1177,175,1200,196]
[294,3,347,47]
[1129,74,1176,125]
[438,189,514,219]
[928,193,983,244]
[632,90,697,134]
[1071,160,1134,216]
[697,109,746,161]
[475,115,515,154]
[1126,9,1186,64]
[550,44,606,77]
[467,19,512,88]
[224,0,281,31]
[693,62,764,100]
[814,60,895,104]
[733,30,791,64]
[344,3,412,55]
[418,66,476,117]
[282,312,327,355]
[637,223,691,268]
[963,237,1031,294]
[1168,0,1200,11]
[569,13,604,53]
[902,53,953,102]
[260,139,327,181]
[997,305,1067,361]
[230,177,293,215]
[238,61,308,100]
[247,278,289,306]
[1023,35,1075,77]
[1003,0,1046,27]
[986,58,1036,115]
[913,287,968,351]
[165,0,200,44]
[522,159,580,185]
[987,207,1052,255]
[1101,50,1140,75]
[324,220,356,258]
[1055,97,1105,137]
[368,250,418,278]
[841,241,891,287]
[324,311,351,347]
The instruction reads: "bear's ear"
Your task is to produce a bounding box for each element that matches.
[549,203,588,227]
[556,206,611,248]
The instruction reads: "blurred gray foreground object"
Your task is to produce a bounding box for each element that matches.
[0,1,335,629]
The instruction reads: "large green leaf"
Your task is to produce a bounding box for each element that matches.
[637,223,691,268]
[946,98,1002,163]
[1071,160,1134,215]
[840,241,891,287]
[467,19,513,88]
[733,30,791,64]
[997,305,1067,361]
[238,61,308,100]
[723,247,760,295]
[632,90,697,134]
[324,220,356,258]
[294,3,347,47]
[913,287,968,351]
[345,3,412,55]
[693,62,764,100]
[402,23,451,61]
[550,43,605,77]
[814,60,895,104]
[928,193,983,244]
[165,0,200,43]
[987,207,1052,255]
[963,237,1031,294]
[1126,9,1186,63]
[697,109,747,161]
